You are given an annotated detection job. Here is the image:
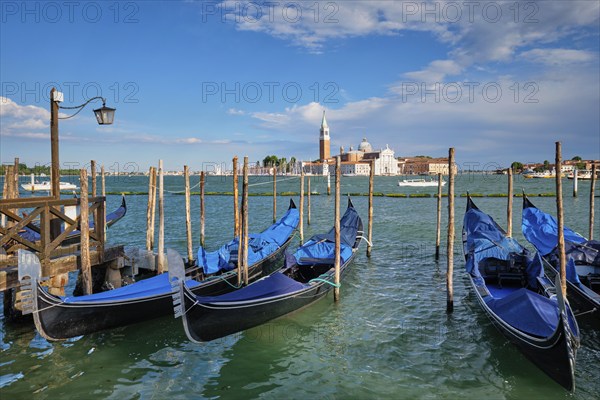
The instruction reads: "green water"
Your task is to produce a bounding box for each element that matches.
[1,174,599,399]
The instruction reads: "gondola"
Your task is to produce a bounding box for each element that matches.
[18,200,299,340]
[463,196,579,391]
[522,195,600,318]
[18,195,128,243]
[170,198,363,343]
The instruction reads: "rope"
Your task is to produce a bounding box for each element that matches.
[149,181,201,194]
[574,307,597,317]
[204,273,243,289]
[308,277,340,287]
[248,176,299,187]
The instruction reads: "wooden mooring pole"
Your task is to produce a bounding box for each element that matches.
[555,142,567,298]
[157,160,165,274]
[184,165,193,263]
[273,167,277,223]
[334,156,341,301]
[590,164,597,240]
[435,173,443,260]
[233,156,239,238]
[573,168,578,197]
[367,159,374,257]
[507,167,513,237]
[145,166,157,251]
[79,168,92,295]
[299,170,304,242]
[307,176,311,225]
[101,165,106,197]
[91,160,97,197]
[242,156,249,286]
[327,172,331,196]
[200,171,206,248]
[447,148,455,313]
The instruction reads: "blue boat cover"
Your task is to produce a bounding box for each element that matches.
[61,205,298,304]
[62,274,201,303]
[292,205,360,266]
[196,272,307,303]
[464,205,543,288]
[484,288,559,338]
[197,206,299,274]
[522,205,586,256]
[464,203,561,338]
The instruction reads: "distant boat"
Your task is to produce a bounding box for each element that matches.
[21,180,78,192]
[398,178,445,187]
[567,170,594,180]
[342,173,358,177]
[522,171,556,179]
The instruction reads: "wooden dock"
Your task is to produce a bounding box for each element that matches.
[0,195,123,293]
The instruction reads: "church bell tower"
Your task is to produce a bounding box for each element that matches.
[319,110,330,161]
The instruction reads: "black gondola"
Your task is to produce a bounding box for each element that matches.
[170,198,363,343]
[463,196,580,391]
[18,200,299,340]
[522,194,600,318]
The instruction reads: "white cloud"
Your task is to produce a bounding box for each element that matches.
[227,108,246,115]
[521,48,596,66]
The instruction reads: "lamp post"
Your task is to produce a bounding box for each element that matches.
[50,87,116,198]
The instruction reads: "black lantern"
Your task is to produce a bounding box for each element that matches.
[93,103,116,125]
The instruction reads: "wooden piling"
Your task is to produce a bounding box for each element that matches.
[555,142,567,298]
[573,168,578,197]
[233,156,239,237]
[447,148,455,313]
[307,176,311,225]
[367,159,375,257]
[101,165,106,197]
[200,171,206,248]
[145,166,157,251]
[327,172,331,196]
[273,167,277,223]
[184,165,193,263]
[242,156,249,286]
[299,170,304,242]
[334,156,341,301]
[507,167,513,237]
[79,168,92,295]
[157,160,165,274]
[435,173,443,260]
[91,160,97,197]
[13,157,19,197]
[590,164,597,240]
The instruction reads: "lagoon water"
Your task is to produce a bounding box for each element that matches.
[1,173,599,399]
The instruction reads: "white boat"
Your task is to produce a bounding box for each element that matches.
[398,178,445,187]
[567,170,594,180]
[21,179,78,192]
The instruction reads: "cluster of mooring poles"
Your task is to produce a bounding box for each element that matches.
[141,156,376,302]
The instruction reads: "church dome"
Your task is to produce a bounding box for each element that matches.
[358,138,372,153]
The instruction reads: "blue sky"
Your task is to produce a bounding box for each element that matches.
[1,1,599,172]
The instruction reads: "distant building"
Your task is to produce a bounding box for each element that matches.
[398,157,457,175]
[319,111,331,162]
[303,112,397,176]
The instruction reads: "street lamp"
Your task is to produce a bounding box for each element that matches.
[50,87,116,198]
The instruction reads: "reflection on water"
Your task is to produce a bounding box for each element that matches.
[1,175,599,399]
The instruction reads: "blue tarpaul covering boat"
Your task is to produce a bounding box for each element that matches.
[171,198,363,343]
[463,196,579,391]
[20,200,299,340]
[522,195,600,318]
